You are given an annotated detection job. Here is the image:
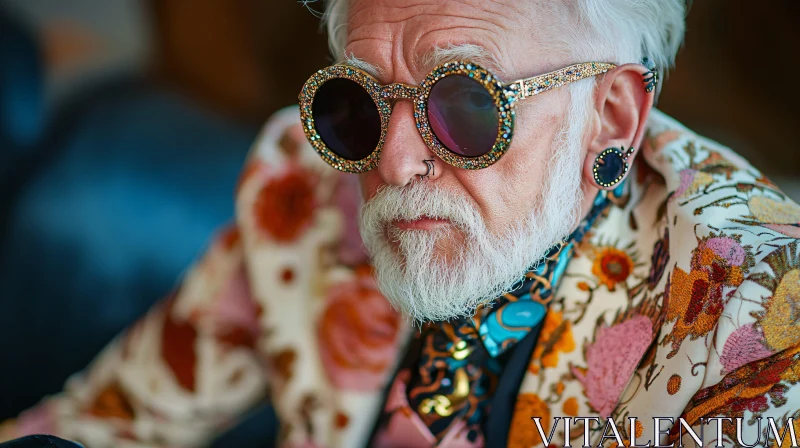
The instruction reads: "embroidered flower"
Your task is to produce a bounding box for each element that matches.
[253,166,317,242]
[663,233,753,358]
[318,271,401,391]
[529,310,575,375]
[592,247,635,291]
[689,148,737,179]
[719,324,773,375]
[748,196,800,238]
[674,169,713,198]
[507,393,551,448]
[676,350,800,443]
[704,236,747,266]
[750,242,800,353]
[664,266,717,358]
[571,315,653,419]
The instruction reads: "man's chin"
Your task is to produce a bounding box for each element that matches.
[384,225,466,264]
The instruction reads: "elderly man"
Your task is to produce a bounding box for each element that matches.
[3,0,800,447]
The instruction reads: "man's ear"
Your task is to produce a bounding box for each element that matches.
[582,63,654,189]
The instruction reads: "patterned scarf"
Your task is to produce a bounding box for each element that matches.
[404,188,619,443]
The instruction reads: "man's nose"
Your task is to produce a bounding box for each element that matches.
[377,101,439,186]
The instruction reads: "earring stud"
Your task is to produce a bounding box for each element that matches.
[593,146,634,188]
[642,57,658,93]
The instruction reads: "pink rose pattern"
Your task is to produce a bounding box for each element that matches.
[571,316,654,418]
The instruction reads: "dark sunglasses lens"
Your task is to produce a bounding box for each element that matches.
[427,75,499,157]
[312,78,381,161]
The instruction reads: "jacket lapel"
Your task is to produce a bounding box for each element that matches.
[485,326,546,448]
[506,164,667,446]
[237,108,411,448]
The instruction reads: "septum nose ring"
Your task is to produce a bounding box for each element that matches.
[420,159,435,180]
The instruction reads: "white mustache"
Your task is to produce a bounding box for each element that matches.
[360,182,485,236]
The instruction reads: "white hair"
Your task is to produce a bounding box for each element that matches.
[319,0,685,97]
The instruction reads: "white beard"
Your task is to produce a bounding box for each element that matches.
[359,87,590,323]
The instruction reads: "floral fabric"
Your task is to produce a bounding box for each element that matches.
[0,108,798,447]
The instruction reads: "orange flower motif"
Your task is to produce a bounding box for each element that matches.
[562,397,579,417]
[271,349,297,379]
[663,266,716,358]
[592,247,635,291]
[253,167,317,242]
[667,374,682,395]
[529,311,575,374]
[318,272,401,391]
[663,234,751,358]
[334,411,350,429]
[88,382,135,420]
[162,296,198,392]
[508,393,551,448]
[608,421,644,448]
[672,346,800,444]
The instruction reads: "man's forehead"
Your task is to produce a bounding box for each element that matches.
[344,43,504,80]
[343,0,572,82]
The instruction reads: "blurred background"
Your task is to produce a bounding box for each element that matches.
[0,1,798,446]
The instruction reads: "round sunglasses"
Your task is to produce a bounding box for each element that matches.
[298,61,616,173]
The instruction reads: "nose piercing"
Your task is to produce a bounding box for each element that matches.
[420,159,435,180]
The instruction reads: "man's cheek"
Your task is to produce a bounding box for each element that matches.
[358,172,382,202]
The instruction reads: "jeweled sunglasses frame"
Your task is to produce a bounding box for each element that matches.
[299,61,616,173]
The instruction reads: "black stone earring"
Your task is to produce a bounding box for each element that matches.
[593,146,634,188]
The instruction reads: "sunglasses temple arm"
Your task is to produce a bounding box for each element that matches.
[504,62,617,101]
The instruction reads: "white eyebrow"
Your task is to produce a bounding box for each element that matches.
[422,43,502,74]
[342,53,384,78]
[341,43,502,83]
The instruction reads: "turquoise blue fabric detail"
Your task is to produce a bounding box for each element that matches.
[479,299,546,356]
[477,182,625,357]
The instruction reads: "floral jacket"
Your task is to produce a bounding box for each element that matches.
[2,108,799,448]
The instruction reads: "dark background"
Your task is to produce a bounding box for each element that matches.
[0,1,797,446]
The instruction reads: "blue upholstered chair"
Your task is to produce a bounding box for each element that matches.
[0,8,276,447]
